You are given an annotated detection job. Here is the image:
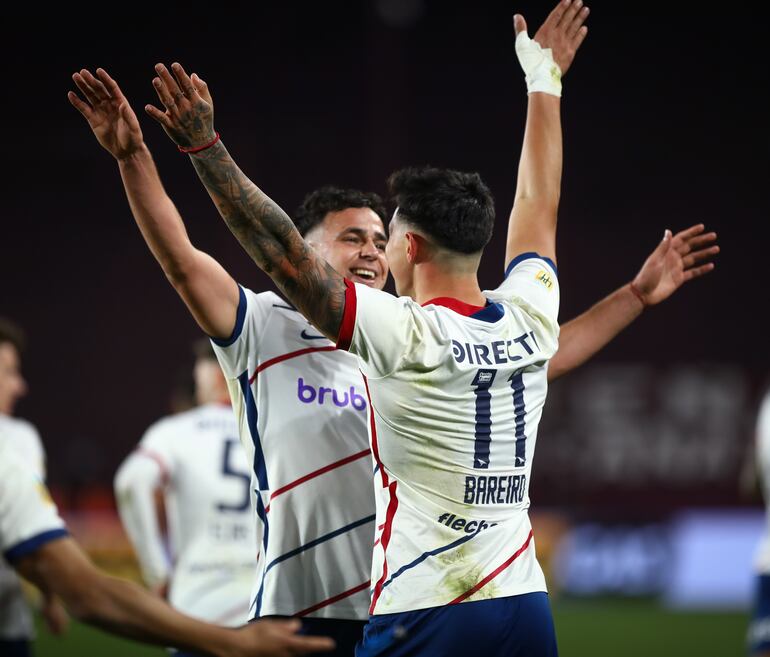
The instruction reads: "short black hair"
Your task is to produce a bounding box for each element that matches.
[387,166,495,254]
[293,186,387,237]
[0,318,26,354]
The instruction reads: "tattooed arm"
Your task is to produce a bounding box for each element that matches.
[145,63,346,341]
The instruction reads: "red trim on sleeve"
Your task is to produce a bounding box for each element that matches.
[335,279,358,351]
[135,448,171,486]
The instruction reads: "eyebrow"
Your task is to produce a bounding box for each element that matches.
[339,227,388,242]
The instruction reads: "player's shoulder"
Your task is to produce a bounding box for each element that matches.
[0,415,42,453]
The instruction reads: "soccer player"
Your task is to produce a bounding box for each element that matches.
[68,10,717,652]
[0,318,67,656]
[114,339,257,641]
[0,434,334,656]
[139,1,585,653]
[748,391,770,656]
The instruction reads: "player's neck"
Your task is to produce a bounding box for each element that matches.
[412,266,484,307]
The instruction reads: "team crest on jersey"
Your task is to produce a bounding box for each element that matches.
[535,270,554,290]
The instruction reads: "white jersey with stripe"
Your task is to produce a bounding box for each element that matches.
[114,404,257,626]
[0,434,67,572]
[211,288,374,621]
[0,415,48,640]
[755,392,770,573]
[337,254,560,615]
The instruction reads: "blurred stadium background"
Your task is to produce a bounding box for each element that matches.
[3,1,765,655]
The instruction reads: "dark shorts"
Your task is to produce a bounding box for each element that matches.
[0,639,32,657]
[257,615,367,657]
[356,592,558,657]
[749,574,770,654]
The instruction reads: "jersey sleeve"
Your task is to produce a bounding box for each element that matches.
[0,445,67,563]
[756,393,770,474]
[12,420,46,480]
[336,280,420,379]
[210,286,274,379]
[489,252,560,344]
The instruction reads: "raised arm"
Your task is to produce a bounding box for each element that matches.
[143,64,346,341]
[68,68,239,340]
[549,224,719,380]
[505,0,589,267]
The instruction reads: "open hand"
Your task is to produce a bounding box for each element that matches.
[68,68,143,160]
[632,224,719,306]
[145,62,215,150]
[514,0,589,77]
[227,618,335,657]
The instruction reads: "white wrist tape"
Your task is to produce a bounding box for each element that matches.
[515,30,562,97]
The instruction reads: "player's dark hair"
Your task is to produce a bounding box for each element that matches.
[387,166,495,254]
[192,338,217,362]
[293,186,387,237]
[0,318,26,354]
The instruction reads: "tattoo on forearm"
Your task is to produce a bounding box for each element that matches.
[189,143,345,337]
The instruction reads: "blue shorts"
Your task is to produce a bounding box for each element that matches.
[356,592,557,657]
[256,616,366,656]
[749,575,770,654]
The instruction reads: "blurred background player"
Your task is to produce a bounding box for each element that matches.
[68,52,717,656]
[0,433,334,656]
[0,318,66,656]
[747,390,770,656]
[114,339,257,648]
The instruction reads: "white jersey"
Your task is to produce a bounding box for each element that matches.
[0,415,48,640]
[754,392,770,573]
[0,434,67,564]
[337,254,560,615]
[114,404,257,626]
[212,288,373,621]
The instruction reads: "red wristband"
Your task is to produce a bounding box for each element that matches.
[178,132,220,154]
[629,282,647,308]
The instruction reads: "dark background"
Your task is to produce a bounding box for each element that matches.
[2,2,767,507]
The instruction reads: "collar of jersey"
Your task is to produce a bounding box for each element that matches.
[421,297,504,322]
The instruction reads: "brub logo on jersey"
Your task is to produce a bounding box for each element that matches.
[297,378,367,411]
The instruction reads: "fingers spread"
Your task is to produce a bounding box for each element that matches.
[682,262,716,281]
[556,0,581,30]
[548,0,572,30]
[72,72,101,107]
[674,223,706,241]
[145,103,172,127]
[152,75,179,115]
[567,5,590,40]
[80,69,111,102]
[96,68,125,102]
[171,62,197,99]
[683,245,720,268]
[154,63,184,104]
[67,90,93,119]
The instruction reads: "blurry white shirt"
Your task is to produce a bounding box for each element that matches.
[754,392,770,573]
[0,415,49,640]
[114,403,257,626]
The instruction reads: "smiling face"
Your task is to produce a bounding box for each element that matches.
[305,207,389,289]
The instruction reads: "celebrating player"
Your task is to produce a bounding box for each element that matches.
[68,2,717,650]
[115,339,257,644]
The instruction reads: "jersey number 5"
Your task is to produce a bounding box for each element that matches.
[471,369,526,469]
[217,439,251,512]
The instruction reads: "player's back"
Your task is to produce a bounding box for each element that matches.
[118,403,257,625]
[339,255,560,615]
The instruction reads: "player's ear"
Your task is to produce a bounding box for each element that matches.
[405,232,429,264]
